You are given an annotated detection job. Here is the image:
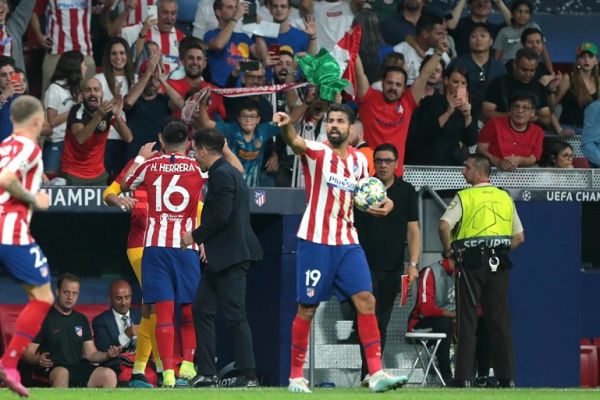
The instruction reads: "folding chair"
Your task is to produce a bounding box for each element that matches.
[405,331,447,386]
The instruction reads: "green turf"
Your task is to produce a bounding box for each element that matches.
[10,388,600,400]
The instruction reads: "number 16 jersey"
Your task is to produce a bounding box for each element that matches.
[126,153,205,249]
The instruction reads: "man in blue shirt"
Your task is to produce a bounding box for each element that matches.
[582,99,600,167]
[0,57,25,141]
[196,93,279,186]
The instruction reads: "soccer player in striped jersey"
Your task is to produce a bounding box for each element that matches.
[0,96,54,397]
[121,119,202,387]
[273,103,408,393]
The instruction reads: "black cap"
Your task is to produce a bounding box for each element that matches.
[469,22,492,36]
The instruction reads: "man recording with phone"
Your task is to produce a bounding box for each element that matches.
[0,57,26,140]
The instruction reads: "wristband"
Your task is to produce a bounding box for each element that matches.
[409,261,418,268]
[309,35,317,40]
[134,155,146,164]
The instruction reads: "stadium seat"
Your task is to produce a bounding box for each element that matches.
[581,338,592,345]
[580,345,598,387]
[573,157,591,169]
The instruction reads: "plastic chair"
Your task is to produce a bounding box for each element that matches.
[580,345,598,387]
[405,331,447,386]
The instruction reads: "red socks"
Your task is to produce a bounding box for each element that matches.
[357,313,383,375]
[181,304,195,362]
[155,301,175,370]
[290,316,311,378]
[1,300,51,369]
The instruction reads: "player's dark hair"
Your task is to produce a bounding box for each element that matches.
[374,143,398,160]
[161,118,189,145]
[179,36,206,60]
[326,103,356,124]
[238,99,260,115]
[57,273,81,290]
[193,128,225,154]
[468,153,492,177]
[416,12,444,37]
[514,47,538,62]
[10,96,43,124]
[0,56,15,69]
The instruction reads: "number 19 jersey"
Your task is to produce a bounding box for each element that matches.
[125,153,205,249]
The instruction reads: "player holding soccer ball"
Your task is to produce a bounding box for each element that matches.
[273,104,407,393]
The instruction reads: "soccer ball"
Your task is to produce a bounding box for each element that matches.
[354,177,386,212]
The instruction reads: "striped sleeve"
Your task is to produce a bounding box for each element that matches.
[126,162,150,190]
[5,141,38,174]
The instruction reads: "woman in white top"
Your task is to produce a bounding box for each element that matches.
[95,37,136,179]
[43,51,86,177]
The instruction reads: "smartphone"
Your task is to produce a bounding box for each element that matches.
[240,60,260,72]
[243,1,257,24]
[268,44,280,56]
[457,87,468,103]
[147,5,158,20]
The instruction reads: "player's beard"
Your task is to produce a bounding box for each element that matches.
[327,129,346,147]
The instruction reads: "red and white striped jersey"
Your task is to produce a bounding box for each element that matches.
[144,25,184,75]
[0,135,44,245]
[0,26,13,57]
[297,140,369,246]
[119,0,155,27]
[125,153,204,249]
[36,0,93,55]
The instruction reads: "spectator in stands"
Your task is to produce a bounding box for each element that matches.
[393,12,451,85]
[582,99,600,167]
[60,78,133,185]
[517,27,554,78]
[167,38,225,119]
[407,258,455,385]
[300,0,352,52]
[92,280,141,355]
[406,64,477,166]
[351,0,399,21]
[263,0,317,56]
[223,62,272,122]
[551,42,599,136]
[477,92,543,171]
[539,140,574,168]
[125,56,182,159]
[197,94,280,186]
[192,0,242,41]
[449,23,506,122]
[0,0,35,72]
[22,273,122,388]
[133,0,185,75]
[356,39,449,176]
[371,52,404,91]
[42,51,85,178]
[109,0,155,37]
[95,37,136,180]
[352,9,393,84]
[0,56,25,140]
[419,54,445,98]
[348,119,374,176]
[492,0,540,64]
[379,0,426,47]
[447,0,511,57]
[482,47,551,127]
[31,0,101,94]
[204,0,262,87]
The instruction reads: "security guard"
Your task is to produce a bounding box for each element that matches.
[439,154,525,388]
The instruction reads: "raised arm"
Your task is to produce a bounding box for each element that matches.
[355,55,370,101]
[207,2,247,51]
[494,0,513,26]
[273,112,307,155]
[447,0,466,31]
[411,42,447,103]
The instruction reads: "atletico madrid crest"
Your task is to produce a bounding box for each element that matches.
[306,288,315,298]
[254,190,266,207]
[75,326,83,337]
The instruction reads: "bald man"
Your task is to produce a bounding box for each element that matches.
[60,78,133,186]
[93,280,142,354]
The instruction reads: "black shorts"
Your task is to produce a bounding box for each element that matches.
[53,363,98,387]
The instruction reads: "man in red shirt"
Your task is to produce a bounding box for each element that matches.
[167,40,225,119]
[477,92,543,171]
[356,40,449,176]
[61,78,133,185]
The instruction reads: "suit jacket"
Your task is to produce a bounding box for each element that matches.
[192,157,263,272]
[92,308,141,352]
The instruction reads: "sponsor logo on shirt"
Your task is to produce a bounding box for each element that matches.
[57,0,87,10]
[325,173,356,192]
[326,11,343,17]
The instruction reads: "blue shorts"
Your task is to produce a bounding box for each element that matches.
[296,240,372,305]
[0,243,51,286]
[141,247,201,304]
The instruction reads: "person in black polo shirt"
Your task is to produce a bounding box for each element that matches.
[354,143,420,383]
[22,274,122,388]
[481,47,551,127]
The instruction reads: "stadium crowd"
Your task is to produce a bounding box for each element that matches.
[0,0,598,393]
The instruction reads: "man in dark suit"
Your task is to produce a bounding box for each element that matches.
[182,127,263,388]
[92,280,141,356]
